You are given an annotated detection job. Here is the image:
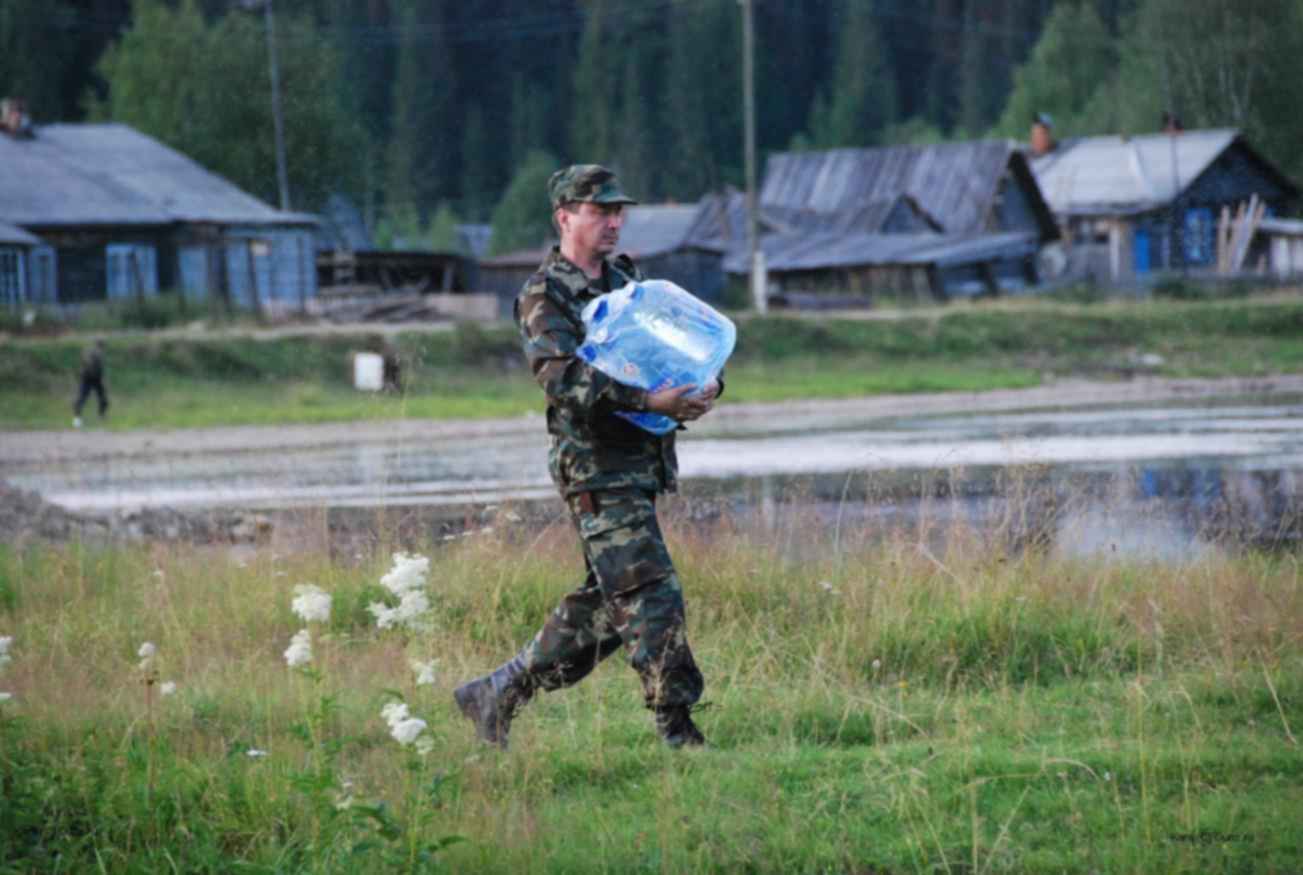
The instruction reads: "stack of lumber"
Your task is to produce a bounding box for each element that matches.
[1217,194,1267,274]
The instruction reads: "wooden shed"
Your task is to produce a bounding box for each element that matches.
[719,140,1058,304]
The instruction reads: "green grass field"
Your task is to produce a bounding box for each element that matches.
[5,292,1303,430]
[2,500,1300,873]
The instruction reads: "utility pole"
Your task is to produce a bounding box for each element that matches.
[244,0,291,211]
[741,0,765,313]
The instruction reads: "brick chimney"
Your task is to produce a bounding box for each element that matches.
[0,98,33,138]
[1030,112,1054,157]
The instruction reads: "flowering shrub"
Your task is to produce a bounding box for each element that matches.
[368,553,433,630]
[291,584,332,624]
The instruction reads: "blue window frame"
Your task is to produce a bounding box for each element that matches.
[1184,207,1215,265]
[106,244,158,299]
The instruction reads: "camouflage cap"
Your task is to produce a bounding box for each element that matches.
[548,164,638,209]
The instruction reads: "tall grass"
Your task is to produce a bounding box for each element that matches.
[1,493,1301,873]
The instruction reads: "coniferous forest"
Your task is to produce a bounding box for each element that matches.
[4,0,1302,251]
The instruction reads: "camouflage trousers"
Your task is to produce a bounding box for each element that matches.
[519,486,704,710]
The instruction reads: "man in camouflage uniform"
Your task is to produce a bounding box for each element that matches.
[454,165,720,749]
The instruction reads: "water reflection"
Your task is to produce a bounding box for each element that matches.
[683,462,1301,561]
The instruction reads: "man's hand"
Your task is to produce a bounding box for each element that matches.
[646,383,715,422]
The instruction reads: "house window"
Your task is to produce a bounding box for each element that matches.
[29,246,55,303]
[106,244,158,298]
[0,248,24,308]
[1184,207,1215,266]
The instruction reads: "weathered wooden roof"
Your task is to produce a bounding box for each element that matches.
[760,140,1030,235]
[0,123,317,228]
[0,221,41,246]
[1029,128,1298,216]
[724,229,1038,274]
[620,204,725,258]
[762,194,941,235]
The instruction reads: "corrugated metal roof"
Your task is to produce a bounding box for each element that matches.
[0,221,41,246]
[0,123,317,227]
[1029,129,1239,216]
[724,229,1037,274]
[760,140,1019,234]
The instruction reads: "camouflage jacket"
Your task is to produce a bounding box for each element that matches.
[514,247,678,497]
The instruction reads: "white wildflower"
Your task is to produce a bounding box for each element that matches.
[381,700,430,747]
[380,552,429,597]
[0,635,11,669]
[0,692,12,703]
[414,735,435,756]
[283,629,312,667]
[246,748,269,759]
[370,553,433,630]
[137,641,157,670]
[817,580,840,595]
[390,717,428,746]
[871,658,882,673]
[381,701,410,727]
[368,588,431,630]
[411,659,437,686]
[160,681,177,696]
[291,584,332,624]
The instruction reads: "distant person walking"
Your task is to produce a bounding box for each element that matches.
[72,339,109,428]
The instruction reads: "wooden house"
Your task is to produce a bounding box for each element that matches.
[1027,127,1299,283]
[0,120,318,311]
[720,141,1059,303]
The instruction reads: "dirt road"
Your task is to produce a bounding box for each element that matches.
[4,374,1301,467]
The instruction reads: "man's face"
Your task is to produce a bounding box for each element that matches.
[557,201,625,261]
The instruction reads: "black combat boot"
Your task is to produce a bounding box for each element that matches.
[453,652,535,749]
[654,705,706,749]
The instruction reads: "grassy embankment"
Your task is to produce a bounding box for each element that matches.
[1,501,1301,873]
[4,292,1303,430]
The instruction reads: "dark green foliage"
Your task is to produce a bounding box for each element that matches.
[88,0,368,211]
[488,150,561,255]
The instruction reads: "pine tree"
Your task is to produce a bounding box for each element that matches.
[460,104,495,220]
[990,1,1117,139]
[957,2,990,137]
[571,0,618,162]
[384,0,456,221]
[0,0,80,121]
[661,0,716,199]
[489,149,560,255]
[808,0,897,147]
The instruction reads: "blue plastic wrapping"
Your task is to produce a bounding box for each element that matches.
[577,279,737,434]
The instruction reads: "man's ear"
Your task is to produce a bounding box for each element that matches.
[554,207,569,236]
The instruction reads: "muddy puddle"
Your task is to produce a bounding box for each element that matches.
[7,393,1303,558]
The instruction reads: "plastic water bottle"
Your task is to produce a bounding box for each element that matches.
[578,279,736,434]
